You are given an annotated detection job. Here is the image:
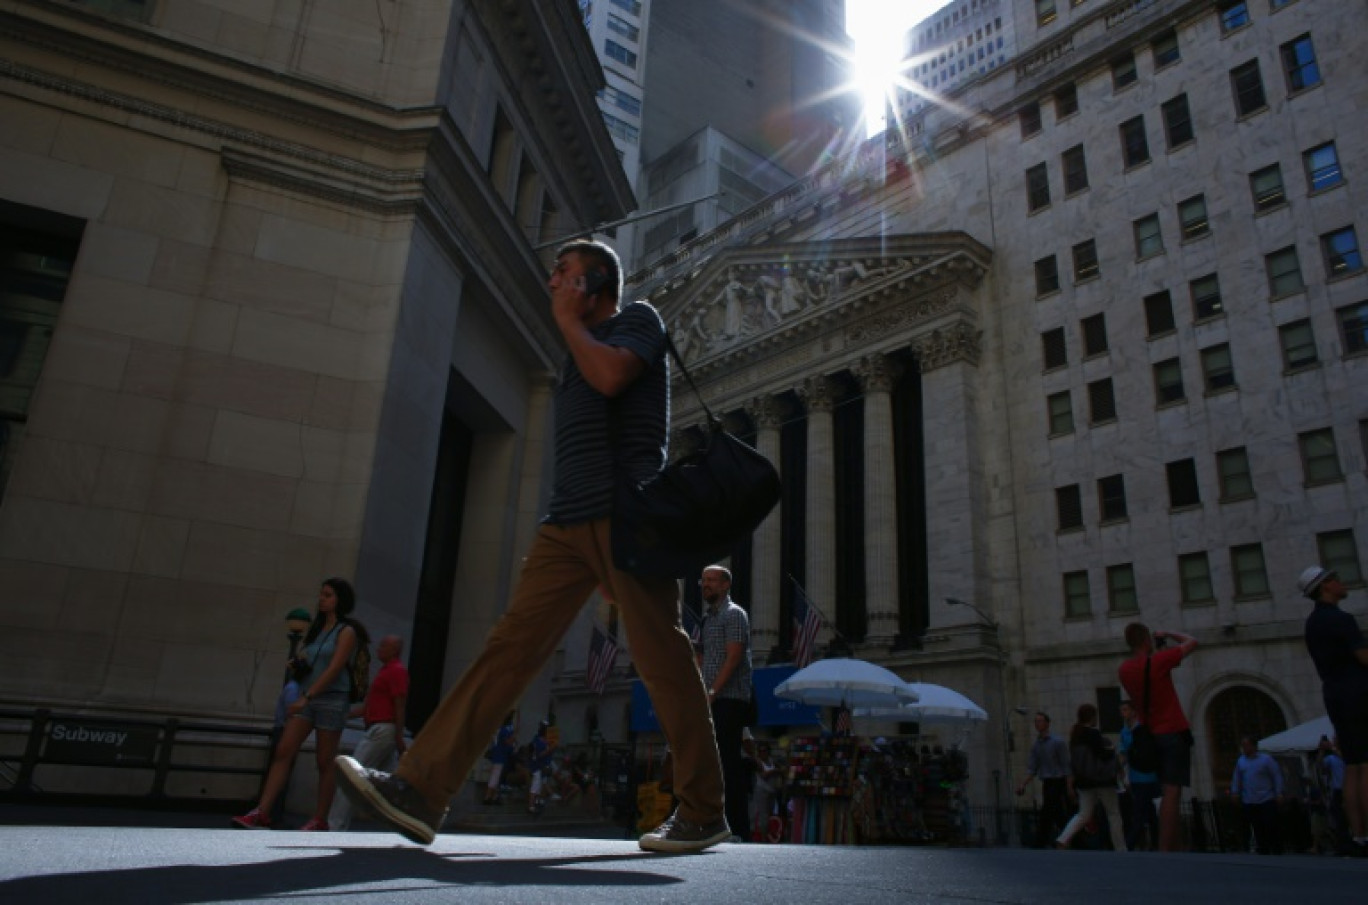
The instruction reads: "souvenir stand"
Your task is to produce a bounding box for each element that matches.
[783,735,970,845]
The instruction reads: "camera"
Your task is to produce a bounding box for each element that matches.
[289,658,312,682]
[1154,633,1169,649]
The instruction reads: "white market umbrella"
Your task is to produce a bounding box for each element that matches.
[1258,715,1334,754]
[773,658,919,710]
[853,682,988,725]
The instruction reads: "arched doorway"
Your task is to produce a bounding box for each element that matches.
[1204,685,1288,792]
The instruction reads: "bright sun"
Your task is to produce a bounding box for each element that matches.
[846,1,950,137]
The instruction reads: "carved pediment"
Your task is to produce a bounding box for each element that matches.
[648,233,991,382]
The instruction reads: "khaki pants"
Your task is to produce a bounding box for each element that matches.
[395,520,725,825]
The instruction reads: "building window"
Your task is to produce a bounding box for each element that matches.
[1027,163,1051,212]
[604,40,638,68]
[1042,327,1068,370]
[1107,564,1139,614]
[1231,60,1267,117]
[1056,484,1083,531]
[1098,473,1127,521]
[609,0,642,13]
[1144,290,1176,337]
[1088,378,1117,424]
[1339,301,1368,356]
[1266,246,1305,298]
[1063,570,1091,618]
[1036,0,1058,27]
[1322,226,1364,279]
[1250,164,1287,212]
[1081,313,1108,358]
[1153,358,1186,405]
[1179,552,1215,605]
[1217,447,1254,501]
[1281,34,1321,91]
[1190,273,1223,320]
[1134,213,1163,259]
[607,13,640,42]
[1062,145,1089,194]
[1300,427,1342,484]
[1055,83,1079,118]
[1317,529,1363,585]
[1152,29,1180,68]
[1279,319,1318,371]
[602,112,639,143]
[600,85,641,116]
[1218,1,1250,33]
[1120,116,1150,168]
[1231,543,1270,598]
[1201,343,1236,392]
[1304,142,1344,193]
[1162,94,1194,149]
[1112,53,1138,89]
[1035,255,1060,296]
[1178,195,1210,240]
[1166,458,1201,508]
[1047,391,1074,435]
[1020,102,1043,138]
[1073,239,1099,282]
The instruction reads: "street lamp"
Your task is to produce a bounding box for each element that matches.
[284,607,312,672]
[946,596,1016,846]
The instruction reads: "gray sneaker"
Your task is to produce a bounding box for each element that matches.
[333,755,447,845]
[638,811,731,853]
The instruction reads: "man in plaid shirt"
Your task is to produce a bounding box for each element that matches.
[700,565,754,842]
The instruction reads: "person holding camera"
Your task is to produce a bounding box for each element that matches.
[232,577,366,831]
[1118,622,1197,852]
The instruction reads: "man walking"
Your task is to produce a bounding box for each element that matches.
[1230,735,1283,854]
[699,565,753,842]
[1015,712,1071,847]
[329,634,408,831]
[333,240,728,853]
[1300,566,1368,856]
[1118,622,1197,852]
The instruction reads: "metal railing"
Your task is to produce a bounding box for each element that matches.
[0,707,273,808]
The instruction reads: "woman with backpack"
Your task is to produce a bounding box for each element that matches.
[1056,702,1127,851]
[232,577,369,831]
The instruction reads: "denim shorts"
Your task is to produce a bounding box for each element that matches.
[297,690,349,732]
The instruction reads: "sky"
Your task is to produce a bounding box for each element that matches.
[845,1,950,135]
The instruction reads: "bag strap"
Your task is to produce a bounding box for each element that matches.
[1142,654,1152,721]
[663,331,721,430]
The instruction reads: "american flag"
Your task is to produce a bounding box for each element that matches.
[835,707,852,736]
[681,602,703,646]
[587,624,618,695]
[791,580,822,668]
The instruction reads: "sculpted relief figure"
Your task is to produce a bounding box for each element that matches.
[674,255,916,358]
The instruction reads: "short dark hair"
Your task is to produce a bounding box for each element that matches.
[556,239,622,301]
[1124,621,1151,652]
[1035,711,1050,724]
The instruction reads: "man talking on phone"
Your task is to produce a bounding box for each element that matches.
[1118,622,1197,851]
[334,240,729,853]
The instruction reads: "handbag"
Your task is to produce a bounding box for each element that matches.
[611,333,782,578]
[1127,656,1161,773]
[1072,740,1119,788]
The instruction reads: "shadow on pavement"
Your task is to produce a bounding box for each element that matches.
[0,844,689,903]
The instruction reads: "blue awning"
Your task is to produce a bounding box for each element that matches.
[630,665,823,732]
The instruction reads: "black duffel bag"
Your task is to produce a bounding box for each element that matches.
[611,336,781,578]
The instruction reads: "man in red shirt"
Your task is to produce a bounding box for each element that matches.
[1118,622,1197,852]
[329,634,408,831]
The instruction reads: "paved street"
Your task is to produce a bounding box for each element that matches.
[1,810,1364,905]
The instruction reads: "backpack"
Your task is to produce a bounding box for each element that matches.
[348,629,372,704]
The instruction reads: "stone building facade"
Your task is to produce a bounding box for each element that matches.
[0,0,630,794]
[620,0,1367,806]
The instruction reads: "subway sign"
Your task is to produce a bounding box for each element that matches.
[43,721,160,766]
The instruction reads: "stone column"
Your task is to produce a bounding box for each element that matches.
[853,353,901,647]
[797,375,837,646]
[744,394,785,658]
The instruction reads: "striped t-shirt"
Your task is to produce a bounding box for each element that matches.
[544,300,670,525]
